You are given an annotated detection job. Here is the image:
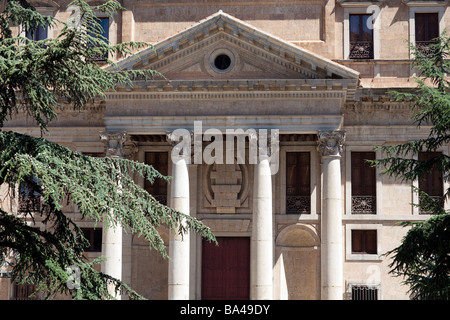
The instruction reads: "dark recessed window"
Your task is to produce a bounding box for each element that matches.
[351,229,377,254]
[214,54,232,70]
[144,152,168,205]
[81,228,102,252]
[349,14,374,59]
[26,24,48,41]
[351,152,376,214]
[286,152,311,214]
[418,151,443,213]
[88,17,109,61]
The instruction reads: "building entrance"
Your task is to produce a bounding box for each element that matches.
[201,237,250,300]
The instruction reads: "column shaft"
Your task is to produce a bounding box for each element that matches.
[102,224,122,296]
[100,131,129,300]
[321,156,343,299]
[168,157,190,300]
[251,157,273,300]
[318,130,345,300]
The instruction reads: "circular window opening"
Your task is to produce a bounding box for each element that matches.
[214,54,232,71]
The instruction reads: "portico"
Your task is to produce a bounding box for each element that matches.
[98,11,358,300]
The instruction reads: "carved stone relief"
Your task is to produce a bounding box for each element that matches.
[100,131,138,159]
[317,130,346,157]
[203,161,249,214]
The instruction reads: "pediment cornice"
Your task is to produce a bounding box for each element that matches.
[107,78,358,102]
[109,11,359,82]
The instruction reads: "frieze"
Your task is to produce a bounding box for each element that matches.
[344,102,411,111]
[106,89,348,101]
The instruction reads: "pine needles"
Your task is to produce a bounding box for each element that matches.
[0,0,215,299]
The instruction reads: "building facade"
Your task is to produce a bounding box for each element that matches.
[1,0,449,300]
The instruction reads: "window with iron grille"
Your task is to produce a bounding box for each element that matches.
[350,285,379,300]
[286,152,310,214]
[17,175,41,213]
[349,14,374,59]
[351,152,376,214]
[144,152,169,206]
[12,282,38,300]
[88,17,109,62]
[415,12,439,56]
[418,151,444,213]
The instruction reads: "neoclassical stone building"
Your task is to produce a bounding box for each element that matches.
[1,0,449,300]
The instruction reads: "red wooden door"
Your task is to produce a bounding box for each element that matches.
[202,237,250,300]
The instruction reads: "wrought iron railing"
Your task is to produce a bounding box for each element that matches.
[415,40,438,56]
[351,195,376,214]
[350,285,378,300]
[349,41,374,59]
[286,196,310,214]
[18,195,41,212]
[12,283,38,300]
[419,195,444,214]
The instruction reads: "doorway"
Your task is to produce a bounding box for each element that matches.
[201,237,250,300]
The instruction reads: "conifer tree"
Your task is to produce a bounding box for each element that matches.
[0,0,215,300]
[373,34,450,299]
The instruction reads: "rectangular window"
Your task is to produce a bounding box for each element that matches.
[351,152,376,214]
[26,24,48,41]
[18,175,41,212]
[81,228,102,252]
[418,151,443,213]
[12,283,37,300]
[349,14,374,59]
[89,17,109,61]
[98,17,110,41]
[144,152,168,205]
[286,152,310,214]
[415,12,439,54]
[351,230,377,254]
[351,285,378,300]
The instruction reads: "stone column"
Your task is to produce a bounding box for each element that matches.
[251,134,273,300]
[99,131,127,299]
[167,132,191,300]
[317,130,345,300]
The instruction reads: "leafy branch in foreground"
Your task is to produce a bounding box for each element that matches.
[0,0,215,299]
[0,0,161,132]
[0,131,215,299]
[370,34,450,299]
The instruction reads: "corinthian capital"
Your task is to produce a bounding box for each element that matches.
[100,131,137,159]
[317,130,346,157]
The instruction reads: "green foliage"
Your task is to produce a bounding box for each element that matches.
[0,130,216,300]
[389,214,450,300]
[0,0,215,300]
[371,34,450,299]
[0,0,159,132]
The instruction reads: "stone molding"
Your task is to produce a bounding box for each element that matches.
[106,86,349,101]
[402,0,449,6]
[337,0,384,7]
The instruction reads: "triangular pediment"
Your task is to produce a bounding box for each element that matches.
[111,11,359,82]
